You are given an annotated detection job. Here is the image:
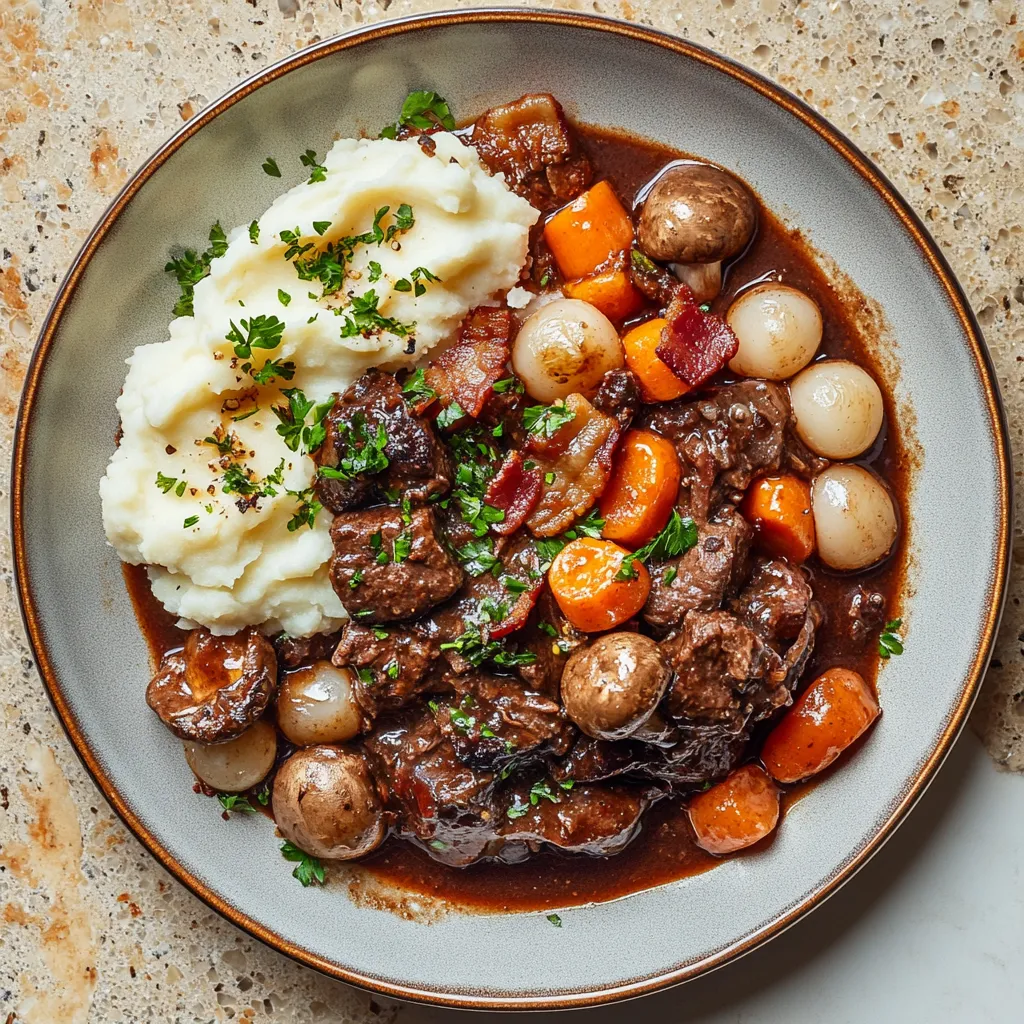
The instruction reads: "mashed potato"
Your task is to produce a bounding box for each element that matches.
[101,133,537,636]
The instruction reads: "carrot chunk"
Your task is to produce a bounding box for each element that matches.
[548,537,650,632]
[543,181,635,280]
[761,668,880,784]
[621,319,689,403]
[599,429,681,548]
[741,474,815,563]
[563,268,645,322]
[688,764,780,855]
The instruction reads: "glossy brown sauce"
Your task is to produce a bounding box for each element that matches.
[124,121,907,913]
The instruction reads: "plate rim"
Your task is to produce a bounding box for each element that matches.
[10,7,1012,1010]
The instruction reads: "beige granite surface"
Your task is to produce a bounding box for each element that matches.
[0,0,1022,1020]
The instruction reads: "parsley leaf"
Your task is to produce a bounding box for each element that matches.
[615,511,699,581]
[278,288,291,307]
[248,220,260,244]
[563,508,605,540]
[183,515,200,528]
[155,471,178,494]
[249,358,296,385]
[379,90,456,139]
[402,368,437,405]
[410,266,439,297]
[878,618,904,658]
[164,221,229,317]
[286,488,322,532]
[435,400,467,431]
[299,148,327,183]
[225,313,285,359]
[262,157,281,177]
[217,793,256,815]
[272,388,332,454]
[280,841,325,886]
[456,538,500,577]
[367,260,383,283]
[492,377,524,395]
[523,402,576,438]
[547,913,563,928]
[312,220,331,236]
[317,413,389,482]
[339,289,414,339]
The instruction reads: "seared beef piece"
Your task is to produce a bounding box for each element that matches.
[630,255,679,307]
[662,610,787,728]
[274,630,341,669]
[644,380,791,522]
[364,709,500,867]
[554,735,648,784]
[644,510,753,631]
[845,586,886,643]
[781,603,821,690]
[430,672,575,772]
[470,93,592,210]
[784,427,830,479]
[332,622,446,718]
[732,559,813,642]
[515,589,585,698]
[329,507,463,622]
[499,779,654,859]
[478,387,527,450]
[592,368,641,431]
[315,369,452,513]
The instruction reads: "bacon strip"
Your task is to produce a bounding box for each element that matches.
[425,307,512,421]
[484,451,543,536]
[489,578,545,639]
[656,283,739,388]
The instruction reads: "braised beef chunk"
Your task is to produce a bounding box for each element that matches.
[333,622,445,718]
[500,780,654,858]
[470,93,592,210]
[662,610,788,727]
[274,630,341,669]
[364,709,499,867]
[630,252,679,307]
[644,511,753,631]
[315,369,452,513]
[329,507,463,622]
[732,559,813,641]
[641,723,748,788]
[515,589,585,698]
[592,368,641,430]
[430,673,575,771]
[845,586,886,643]
[644,380,791,522]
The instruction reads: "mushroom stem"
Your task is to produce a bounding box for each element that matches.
[670,261,722,304]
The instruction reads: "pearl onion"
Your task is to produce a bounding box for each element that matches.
[791,360,884,459]
[184,719,276,793]
[276,662,362,747]
[812,465,898,571]
[727,283,822,380]
[512,298,623,402]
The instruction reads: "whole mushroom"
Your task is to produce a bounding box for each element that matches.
[561,633,671,741]
[146,628,277,744]
[272,745,386,861]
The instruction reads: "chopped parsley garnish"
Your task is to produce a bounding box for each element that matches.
[217,793,255,815]
[372,626,390,640]
[286,488,322,532]
[226,313,285,359]
[155,472,179,494]
[280,227,314,263]
[615,511,699,581]
[379,90,456,139]
[222,463,257,496]
[663,566,678,586]
[428,839,448,851]
[356,667,374,684]
[249,358,296,385]
[479,597,509,624]
[312,220,331,236]
[248,220,260,244]
[878,618,904,658]
[183,515,200,529]
[232,406,259,421]
[440,625,536,669]
[299,148,327,183]
[547,913,562,927]
[409,266,440,296]
[699,302,711,313]
[529,780,559,805]
[456,538,500,577]
[278,288,291,307]
[492,377,524,395]
[280,841,325,887]
[262,157,281,177]
[536,536,567,566]
[454,491,505,537]
[317,413,389,482]
[538,622,558,638]
[385,660,400,680]
[563,509,605,540]
[630,248,659,275]
[544,471,555,484]
[339,288,414,339]
[402,368,437,405]
[367,260,383,283]
[393,530,413,563]
[272,388,333,453]
[164,221,229,317]
[539,272,551,287]
[435,400,467,431]
[349,569,364,589]
[448,705,476,734]
[506,799,529,820]
[503,576,529,595]
[202,428,238,456]
[523,401,576,438]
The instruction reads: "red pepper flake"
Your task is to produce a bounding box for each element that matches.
[656,283,739,387]
[484,451,543,535]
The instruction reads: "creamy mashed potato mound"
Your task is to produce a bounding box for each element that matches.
[101,133,538,636]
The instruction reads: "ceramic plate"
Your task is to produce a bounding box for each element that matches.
[12,10,1010,1010]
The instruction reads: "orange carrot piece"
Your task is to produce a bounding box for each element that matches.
[761,668,880,784]
[688,764,780,855]
[741,474,815,563]
[548,537,650,632]
[563,268,645,322]
[621,318,689,403]
[599,429,681,548]
[543,181,635,280]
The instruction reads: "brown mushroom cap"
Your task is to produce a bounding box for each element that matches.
[637,164,757,265]
[272,745,385,861]
[146,627,277,744]
[561,633,671,740]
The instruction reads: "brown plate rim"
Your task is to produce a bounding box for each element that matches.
[10,7,1012,1010]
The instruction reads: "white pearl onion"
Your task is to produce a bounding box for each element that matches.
[184,719,277,793]
[511,298,623,402]
[727,283,822,380]
[791,360,884,459]
[812,465,897,571]
[276,661,362,747]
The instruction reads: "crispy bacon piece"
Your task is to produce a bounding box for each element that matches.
[489,576,545,640]
[656,283,739,388]
[526,394,620,537]
[484,451,543,536]
[425,307,512,423]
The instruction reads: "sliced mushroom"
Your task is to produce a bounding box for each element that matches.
[637,164,757,266]
[561,633,671,740]
[272,745,386,861]
[146,628,277,744]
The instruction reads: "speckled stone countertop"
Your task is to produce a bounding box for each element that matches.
[0,0,1021,1020]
